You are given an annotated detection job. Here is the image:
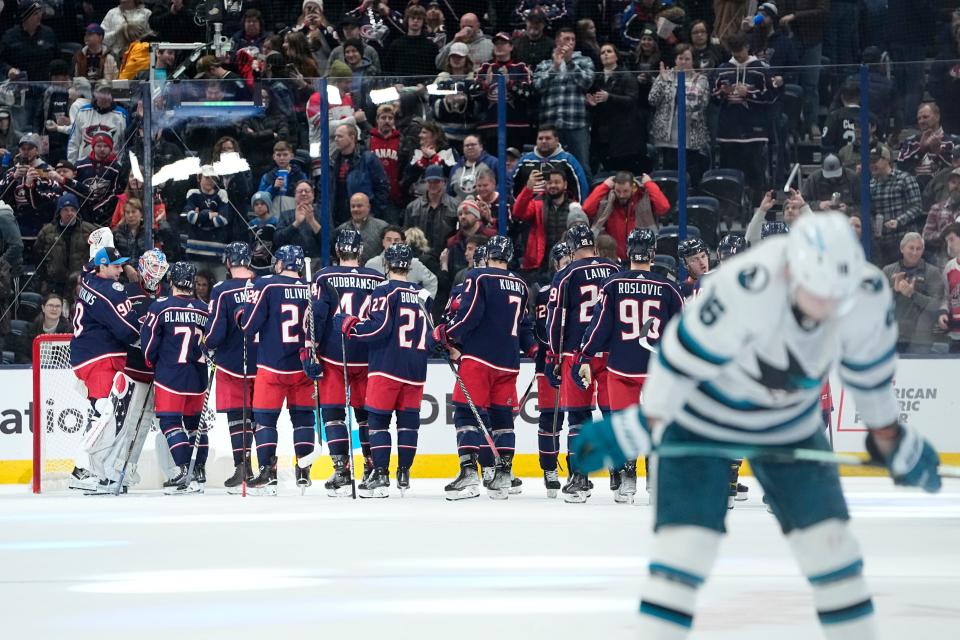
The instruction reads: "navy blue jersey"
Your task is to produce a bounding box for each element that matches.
[205,277,259,377]
[141,296,210,394]
[681,276,705,299]
[312,265,385,366]
[241,274,311,374]
[581,269,684,376]
[69,272,139,369]
[440,282,465,325]
[123,281,167,379]
[351,280,433,385]
[447,267,534,372]
[546,257,619,354]
[533,285,551,373]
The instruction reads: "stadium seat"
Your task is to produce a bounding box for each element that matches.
[650,170,682,224]
[697,169,746,229]
[1,351,13,365]
[9,319,29,337]
[684,197,721,249]
[651,254,678,282]
[16,292,42,322]
[656,225,701,262]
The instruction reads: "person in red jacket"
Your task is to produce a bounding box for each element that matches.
[368,104,403,211]
[582,171,670,260]
[512,166,577,274]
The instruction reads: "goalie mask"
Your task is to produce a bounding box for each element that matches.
[88,227,115,260]
[138,249,169,290]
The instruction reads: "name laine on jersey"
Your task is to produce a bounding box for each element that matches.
[165,310,209,326]
[325,275,380,290]
[283,287,310,300]
[498,278,525,293]
[618,281,664,296]
[583,267,612,280]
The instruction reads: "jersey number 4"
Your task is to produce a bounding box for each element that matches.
[619,299,661,340]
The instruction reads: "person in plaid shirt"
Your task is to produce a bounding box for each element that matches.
[921,167,960,265]
[533,26,594,177]
[869,143,923,265]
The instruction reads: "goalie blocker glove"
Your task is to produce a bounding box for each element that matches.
[866,424,941,493]
[573,408,652,473]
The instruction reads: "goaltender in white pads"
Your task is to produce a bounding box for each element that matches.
[574,212,942,639]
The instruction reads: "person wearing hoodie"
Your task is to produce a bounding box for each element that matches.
[58,130,126,226]
[365,224,439,297]
[368,104,404,212]
[511,124,589,202]
[67,83,128,163]
[383,4,440,83]
[447,135,499,200]
[435,12,494,68]
[341,38,379,118]
[712,31,773,205]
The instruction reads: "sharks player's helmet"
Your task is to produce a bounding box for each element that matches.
[761,221,790,239]
[786,212,865,317]
[473,243,488,268]
[169,261,197,291]
[138,248,169,290]
[274,244,305,274]
[627,228,656,263]
[384,243,413,271]
[485,235,513,263]
[335,228,363,257]
[717,234,747,263]
[222,241,252,268]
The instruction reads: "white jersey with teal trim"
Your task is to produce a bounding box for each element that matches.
[642,236,899,445]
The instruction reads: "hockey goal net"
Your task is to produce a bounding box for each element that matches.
[32,334,93,493]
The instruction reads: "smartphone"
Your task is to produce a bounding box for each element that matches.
[774,190,789,204]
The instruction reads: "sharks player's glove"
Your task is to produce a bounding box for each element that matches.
[572,409,652,474]
[570,351,591,390]
[544,352,562,388]
[866,424,941,493]
[334,313,359,337]
[299,348,323,380]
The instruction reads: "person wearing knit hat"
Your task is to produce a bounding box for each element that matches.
[327,59,352,79]
[566,202,589,228]
[70,127,124,224]
[251,191,273,209]
[446,197,495,274]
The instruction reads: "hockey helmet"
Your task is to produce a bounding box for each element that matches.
[473,243,488,268]
[274,244,306,273]
[761,221,790,239]
[717,234,747,263]
[88,227,114,260]
[384,243,413,271]
[566,222,595,250]
[627,228,657,263]
[169,261,197,291]
[786,212,864,314]
[138,248,169,290]
[550,241,572,268]
[335,228,364,256]
[222,241,252,268]
[677,237,708,262]
[485,235,514,264]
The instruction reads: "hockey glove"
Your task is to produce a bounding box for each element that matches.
[432,323,450,349]
[299,348,323,380]
[573,409,652,474]
[524,343,539,360]
[866,424,941,493]
[334,313,360,337]
[570,351,591,390]
[544,352,562,388]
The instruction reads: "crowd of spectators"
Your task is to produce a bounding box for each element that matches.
[0,0,957,360]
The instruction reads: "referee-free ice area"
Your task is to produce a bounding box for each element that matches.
[1,477,958,639]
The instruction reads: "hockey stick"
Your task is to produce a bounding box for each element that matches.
[114,382,155,495]
[240,280,252,498]
[322,278,358,499]
[296,261,323,486]
[416,289,502,467]
[185,360,217,488]
[550,281,568,470]
[518,373,537,413]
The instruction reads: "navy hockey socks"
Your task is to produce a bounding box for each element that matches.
[160,417,191,466]
[537,411,563,471]
[396,412,420,469]
[368,412,392,468]
[227,412,252,465]
[184,416,207,466]
[254,424,278,464]
[567,410,592,470]
[489,407,515,458]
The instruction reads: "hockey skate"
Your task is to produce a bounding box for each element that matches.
[736,482,749,501]
[481,466,495,489]
[614,461,638,504]
[163,464,202,495]
[509,477,523,495]
[250,457,278,496]
[488,455,513,500]
[83,478,128,496]
[396,467,410,497]
[358,467,389,498]
[68,466,99,491]
[224,461,254,494]
[296,465,312,494]
[324,456,353,497]
[609,468,622,492]
[194,464,206,490]
[562,472,591,503]
[445,455,481,501]
[361,456,374,484]
[543,469,561,498]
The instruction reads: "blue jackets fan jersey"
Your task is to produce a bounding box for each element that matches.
[123,281,168,379]
[141,296,210,394]
[205,277,259,377]
[351,280,433,384]
[241,274,311,374]
[446,267,535,371]
[581,270,684,377]
[312,265,384,365]
[70,272,140,369]
[546,257,619,354]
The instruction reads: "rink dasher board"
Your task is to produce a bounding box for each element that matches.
[2,358,959,482]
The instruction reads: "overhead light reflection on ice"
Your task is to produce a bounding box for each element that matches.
[71,568,332,594]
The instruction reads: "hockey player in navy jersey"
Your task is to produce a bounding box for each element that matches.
[68,246,139,491]
[577,229,683,503]
[574,213,942,638]
[716,234,747,264]
[678,237,711,298]
[141,262,211,494]
[534,242,571,498]
[335,244,433,498]
[308,229,384,496]
[437,236,536,500]
[241,245,317,494]
[545,223,618,503]
[205,242,259,491]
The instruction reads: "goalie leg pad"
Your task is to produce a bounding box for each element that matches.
[787,519,876,638]
[638,525,722,638]
[81,372,134,451]
[396,410,420,469]
[107,381,155,483]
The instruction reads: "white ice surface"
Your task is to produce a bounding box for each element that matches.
[1,478,958,639]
